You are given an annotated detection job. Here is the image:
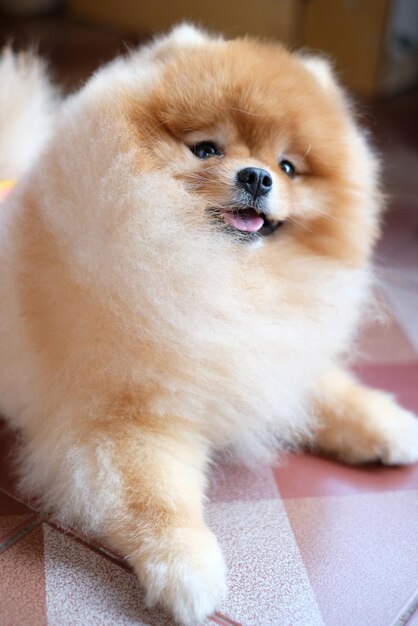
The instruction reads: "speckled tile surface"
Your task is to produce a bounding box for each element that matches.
[285,491,418,626]
[206,499,323,626]
[0,525,46,626]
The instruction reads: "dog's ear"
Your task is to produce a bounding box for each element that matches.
[160,23,211,46]
[298,54,336,90]
[147,23,220,62]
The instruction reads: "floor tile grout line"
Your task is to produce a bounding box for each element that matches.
[210,613,242,626]
[389,588,418,626]
[0,486,41,514]
[45,520,132,571]
[0,515,44,554]
[0,488,128,567]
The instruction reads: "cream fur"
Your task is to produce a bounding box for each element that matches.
[0,48,58,179]
[0,28,417,625]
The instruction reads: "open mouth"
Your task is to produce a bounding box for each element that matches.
[222,207,283,237]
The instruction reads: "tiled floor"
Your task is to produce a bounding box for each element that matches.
[0,13,418,626]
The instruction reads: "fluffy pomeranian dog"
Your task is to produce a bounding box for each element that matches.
[1,24,417,624]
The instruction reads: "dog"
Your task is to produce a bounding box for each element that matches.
[1,24,417,625]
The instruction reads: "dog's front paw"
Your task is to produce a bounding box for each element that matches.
[314,369,418,466]
[348,399,418,466]
[379,405,418,465]
[132,526,227,625]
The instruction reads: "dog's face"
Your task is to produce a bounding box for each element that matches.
[116,26,381,262]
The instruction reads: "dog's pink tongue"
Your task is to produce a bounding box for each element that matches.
[224,210,264,233]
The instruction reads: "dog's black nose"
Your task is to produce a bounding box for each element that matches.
[237,167,273,198]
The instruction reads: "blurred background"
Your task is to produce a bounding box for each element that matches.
[1,0,418,97]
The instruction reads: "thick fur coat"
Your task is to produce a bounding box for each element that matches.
[0,25,417,625]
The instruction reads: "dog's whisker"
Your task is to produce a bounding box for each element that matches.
[221,106,261,117]
[287,215,314,233]
[303,144,312,158]
[310,207,346,224]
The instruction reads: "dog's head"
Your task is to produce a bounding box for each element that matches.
[110,24,380,260]
[37,24,381,276]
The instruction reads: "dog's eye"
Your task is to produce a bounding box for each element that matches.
[190,142,222,159]
[279,159,296,178]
